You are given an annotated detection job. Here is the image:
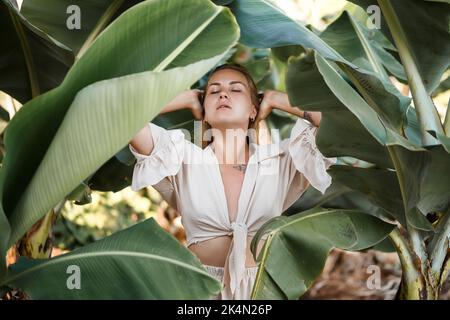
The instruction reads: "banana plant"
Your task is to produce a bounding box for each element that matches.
[2,0,449,300]
[1,218,222,299]
[0,0,148,105]
[250,208,395,299]
[0,0,239,299]
[0,0,145,263]
[0,0,72,104]
[228,0,450,299]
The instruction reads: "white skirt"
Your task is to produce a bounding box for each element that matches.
[203,264,259,300]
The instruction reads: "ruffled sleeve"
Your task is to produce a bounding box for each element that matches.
[128,122,186,191]
[287,117,337,194]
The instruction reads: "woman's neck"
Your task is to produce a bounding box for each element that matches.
[211,128,249,165]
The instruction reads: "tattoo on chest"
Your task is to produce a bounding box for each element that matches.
[232,164,247,173]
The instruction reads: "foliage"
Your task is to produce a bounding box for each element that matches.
[0,0,448,300]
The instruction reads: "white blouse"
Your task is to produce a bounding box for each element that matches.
[129,118,337,298]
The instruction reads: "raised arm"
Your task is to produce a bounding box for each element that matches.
[256,90,336,206]
[255,89,321,127]
[129,89,203,155]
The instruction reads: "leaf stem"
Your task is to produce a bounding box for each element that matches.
[430,211,450,286]
[389,228,427,299]
[377,0,443,145]
[8,8,40,98]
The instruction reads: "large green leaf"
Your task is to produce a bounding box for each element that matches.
[0,0,72,103]
[286,182,396,224]
[20,0,135,55]
[285,53,393,168]
[228,0,348,64]
[317,110,393,168]
[328,165,406,226]
[243,58,271,84]
[271,45,306,64]
[350,0,448,143]
[87,147,135,192]
[318,10,412,134]
[351,0,450,93]
[417,146,450,214]
[285,52,346,113]
[1,218,221,299]
[250,208,395,299]
[213,0,235,5]
[329,155,434,232]
[3,0,158,103]
[0,177,9,280]
[387,145,434,231]
[315,53,423,151]
[2,0,239,247]
[285,51,423,166]
[320,10,405,80]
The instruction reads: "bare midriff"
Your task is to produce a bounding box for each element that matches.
[188,235,266,268]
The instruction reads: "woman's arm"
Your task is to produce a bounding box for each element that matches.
[256,90,322,127]
[129,89,203,156]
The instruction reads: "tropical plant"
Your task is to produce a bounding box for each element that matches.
[0,0,239,299]
[0,0,448,300]
[237,0,450,299]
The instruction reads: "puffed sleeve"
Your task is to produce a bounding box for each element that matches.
[128,122,186,191]
[280,118,337,211]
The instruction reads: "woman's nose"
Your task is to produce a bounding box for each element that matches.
[219,91,228,99]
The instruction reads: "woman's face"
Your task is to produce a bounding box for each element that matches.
[203,69,257,130]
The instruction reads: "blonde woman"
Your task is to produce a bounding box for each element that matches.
[129,64,336,300]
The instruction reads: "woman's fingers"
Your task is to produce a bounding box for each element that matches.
[255,97,273,122]
[187,89,204,120]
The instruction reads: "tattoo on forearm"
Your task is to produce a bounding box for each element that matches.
[303,111,314,124]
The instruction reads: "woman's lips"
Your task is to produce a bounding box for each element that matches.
[217,104,231,110]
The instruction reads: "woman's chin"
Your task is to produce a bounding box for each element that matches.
[214,121,249,130]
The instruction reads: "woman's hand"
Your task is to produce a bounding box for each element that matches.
[160,89,204,120]
[187,89,204,120]
[256,89,321,127]
[255,90,290,123]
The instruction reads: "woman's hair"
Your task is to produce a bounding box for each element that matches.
[200,63,263,148]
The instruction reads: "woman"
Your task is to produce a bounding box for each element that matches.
[128,64,336,300]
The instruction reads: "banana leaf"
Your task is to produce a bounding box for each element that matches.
[315,54,422,151]
[320,10,405,80]
[418,146,450,214]
[286,182,396,224]
[1,218,221,299]
[350,0,450,93]
[0,0,72,103]
[318,10,411,133]
[250,207,395,299]
[20,0,139,55]
[228,0,348,64]
[0,0,239,254]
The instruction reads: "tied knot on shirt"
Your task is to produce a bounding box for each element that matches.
[230,221,248,233]
[227,221,250,296]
